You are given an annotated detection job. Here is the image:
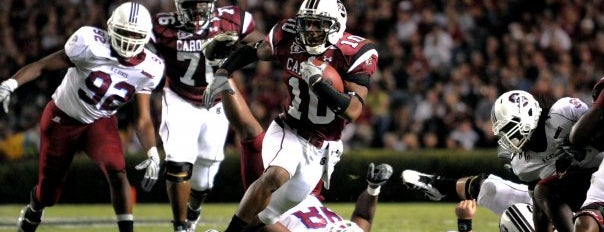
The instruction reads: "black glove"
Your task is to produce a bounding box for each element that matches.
[556,137,587,161]
[554,137,585,176]
[366,163,393,189]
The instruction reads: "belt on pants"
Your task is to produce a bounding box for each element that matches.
[274,116,324,148]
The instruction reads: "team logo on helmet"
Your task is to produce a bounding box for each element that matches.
[508,93,529,107]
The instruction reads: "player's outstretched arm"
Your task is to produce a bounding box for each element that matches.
[352,163,393,232]
[0,50,71,113]
[133,93,160,192]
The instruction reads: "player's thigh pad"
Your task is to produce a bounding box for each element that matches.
[477,174,532,215]
[160,89,226,163]
[195,102,229,161]
[262,121,327,178]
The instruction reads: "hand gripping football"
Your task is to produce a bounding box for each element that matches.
[310,59,344,92]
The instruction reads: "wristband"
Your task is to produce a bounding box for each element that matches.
[457,219,472,232]
[366,186,380,196]
[1,79,18,92]
[147,147,159,158]
[311,80,351,114]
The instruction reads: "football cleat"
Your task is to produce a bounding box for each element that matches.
[17,205,43,232]
[401,170,445,201]
[186,204,201,232]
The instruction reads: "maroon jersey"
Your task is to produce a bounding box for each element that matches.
[267,18,379,141]
[152,6,254,104]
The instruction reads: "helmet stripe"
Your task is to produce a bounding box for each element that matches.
[305,0,320,10]
[129,2,140,23]
[506,204,535,232]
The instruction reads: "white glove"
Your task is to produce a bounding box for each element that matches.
[0,79,18,113]
[202,72,233,109]
[322,141,343,190]
[299,57,326,87]
[135,147,160,192]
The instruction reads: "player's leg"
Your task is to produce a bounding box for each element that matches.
[221,78,265,189]
[254,129,327,228]
[574,203,604,232]
[85,116,133,232]
[475,174,531,215]
[534,176,574,232]
[257,159,324,225]
[187,102,230,231]
[19,101,81,232]
[159,89,204,232]
[224,121,298,231]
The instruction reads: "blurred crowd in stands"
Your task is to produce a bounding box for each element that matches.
[1,0,604,160]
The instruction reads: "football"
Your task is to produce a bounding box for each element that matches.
[311,59,344,92]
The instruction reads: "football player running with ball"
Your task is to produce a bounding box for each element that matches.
[150,0,264,231]
[203,0,379,231]
[0,2,165,232]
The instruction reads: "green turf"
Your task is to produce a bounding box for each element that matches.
[0,202,500,231]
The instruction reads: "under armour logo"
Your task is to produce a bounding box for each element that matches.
[216,107,221,114]
[51,116,61,123]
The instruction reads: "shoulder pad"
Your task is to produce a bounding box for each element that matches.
[550,97,588,120]
[65,26,112,62]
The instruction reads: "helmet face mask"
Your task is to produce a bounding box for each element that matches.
[107,2,152,59]
[296,0,347,55]
[296,15,338,49]
[491,90,542,153]
[175,0,215,30]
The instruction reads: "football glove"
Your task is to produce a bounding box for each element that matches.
[366,163,393,189]
[202,32,239,66]
[135,147,160,192]
[554,137,586,176]
[299,57,326,87]
[0,79,18,113]
[202,72,233,109]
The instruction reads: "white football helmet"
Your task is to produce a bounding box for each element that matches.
[175,0,215,30]
[296,0,347,55]
[491,90,542,153]
[499,203,535,232]
[327,220,363,232]
[107,2,152,58]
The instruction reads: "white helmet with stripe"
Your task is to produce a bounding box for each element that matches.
[296,0,347,55]
[107,2,153,58]
[499,203,535,232]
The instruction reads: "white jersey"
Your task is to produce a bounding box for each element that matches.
[53,26,164,124]
[510,97,603,182]
[279,195,345,231]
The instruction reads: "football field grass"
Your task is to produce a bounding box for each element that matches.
[0,202,500,231]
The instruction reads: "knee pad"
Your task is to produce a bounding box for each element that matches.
[164,161,193,183]
[574,203,604,232]
[464,173,487,199]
